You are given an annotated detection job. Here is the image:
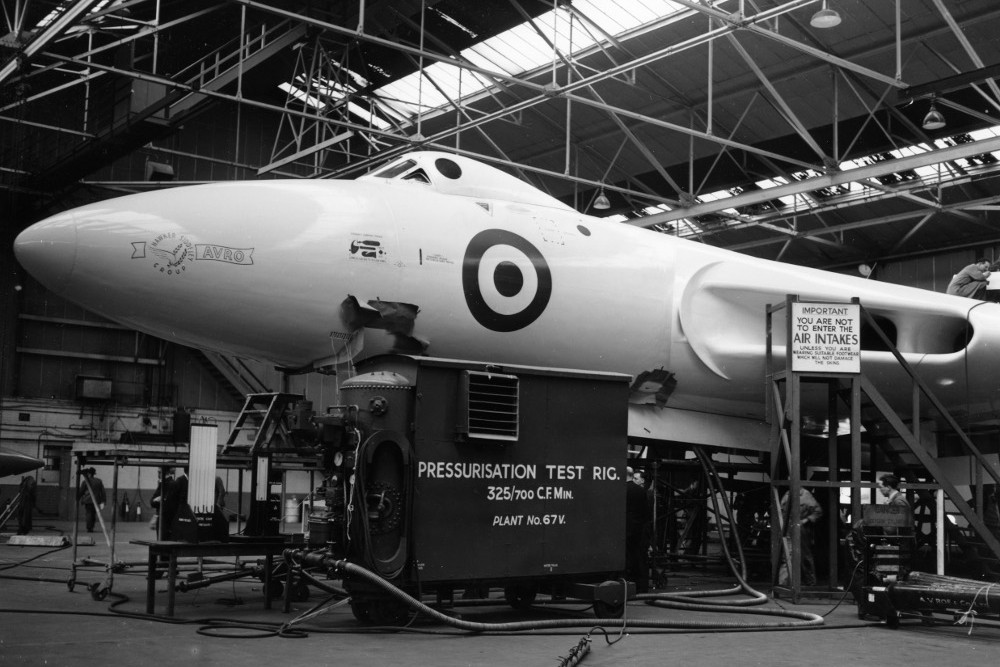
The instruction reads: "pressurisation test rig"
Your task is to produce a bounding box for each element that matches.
[241,355,633,624]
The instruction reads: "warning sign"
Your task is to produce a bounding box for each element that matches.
[791,302,861,373]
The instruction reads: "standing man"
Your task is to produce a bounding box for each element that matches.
[779,485,823,587]
[625,469,652,593]
[877,474,908,508]
[946,258,991,299]
[214,475,227,513]
[877,474,911,536]
[161,467,188,540]
[78,468,106,533]
[16,475,37,535]
[150,467,175,538]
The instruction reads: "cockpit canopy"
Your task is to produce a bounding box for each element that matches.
[359,151,574,211]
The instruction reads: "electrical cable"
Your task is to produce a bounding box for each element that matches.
[0,543,71,572]
[688,448,876,625]
[0,438,843,650]
[820,560,864,618]
[316,558,824,634]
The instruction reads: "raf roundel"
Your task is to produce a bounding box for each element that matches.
[462,229,552,332]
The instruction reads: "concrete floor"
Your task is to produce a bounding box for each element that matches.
[1,520,997,666]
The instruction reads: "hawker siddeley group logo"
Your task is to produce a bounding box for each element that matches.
[131,233,254,275]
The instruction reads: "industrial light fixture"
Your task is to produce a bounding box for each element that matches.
[810,1,841,28]
[922,99,946,131]
[594,187,610,210]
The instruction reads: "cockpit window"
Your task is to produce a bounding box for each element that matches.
[373,159,417,179]
[403,169,430,184]
[435,158,462,179]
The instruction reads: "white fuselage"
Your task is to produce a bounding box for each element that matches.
[13,151,1000,428]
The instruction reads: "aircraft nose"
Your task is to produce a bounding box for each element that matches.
[13,212,79,293]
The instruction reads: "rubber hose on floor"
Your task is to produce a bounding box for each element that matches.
[332,559,823,632]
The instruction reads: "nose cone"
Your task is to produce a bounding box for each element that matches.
[14,211,79,294]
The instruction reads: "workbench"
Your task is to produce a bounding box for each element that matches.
[132,539,289,616]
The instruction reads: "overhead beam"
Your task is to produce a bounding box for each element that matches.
[929,0,1000,105]
[0,0,104,85]
[898,61,1000,102]
[725,31,831,165]
[727,193,1000,252]
[512,2,685,197]
[671,0,906,89]
[168,22,309,118]
[635,134,1000,226]
[257,131,353,175]
[243,0,827,179]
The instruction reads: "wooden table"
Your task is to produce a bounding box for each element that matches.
[131,539,289,616]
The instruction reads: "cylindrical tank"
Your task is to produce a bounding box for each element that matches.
[340,370,415,435]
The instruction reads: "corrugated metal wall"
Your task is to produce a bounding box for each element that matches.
[869,246,1000,293]
[8,271,246,412]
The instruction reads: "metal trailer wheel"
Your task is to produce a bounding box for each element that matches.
[503,584,538,609]
[88,582,108,601]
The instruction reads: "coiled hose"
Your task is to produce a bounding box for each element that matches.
[284,443,825,632]
[315,558,823,632]
[640,446,770,610]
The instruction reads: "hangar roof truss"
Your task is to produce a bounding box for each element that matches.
[3,0,1000,268]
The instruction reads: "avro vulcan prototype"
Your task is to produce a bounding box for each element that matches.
[14,152,1000,450]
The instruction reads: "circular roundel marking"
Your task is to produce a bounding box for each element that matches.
[494,261,524,297]
[463,229,552,332]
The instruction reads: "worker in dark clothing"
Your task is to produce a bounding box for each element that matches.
[78,468,106,533]
[214,475,226,512]
[984,486,1000,541]
[150,467,175,538]
[946,258,991,299]
[161,468,188,540]
[625,468,652,593]
[16,475,37,535]
[778,486,823,587]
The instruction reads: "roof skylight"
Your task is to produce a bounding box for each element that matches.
[665,124,1000,238]
[371,0,694,123]
[279,1,722,138]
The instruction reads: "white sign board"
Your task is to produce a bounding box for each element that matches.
[791,302,861,373]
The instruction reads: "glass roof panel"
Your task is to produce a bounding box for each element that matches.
[664,123,1000,234]
[369,0,698,124]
